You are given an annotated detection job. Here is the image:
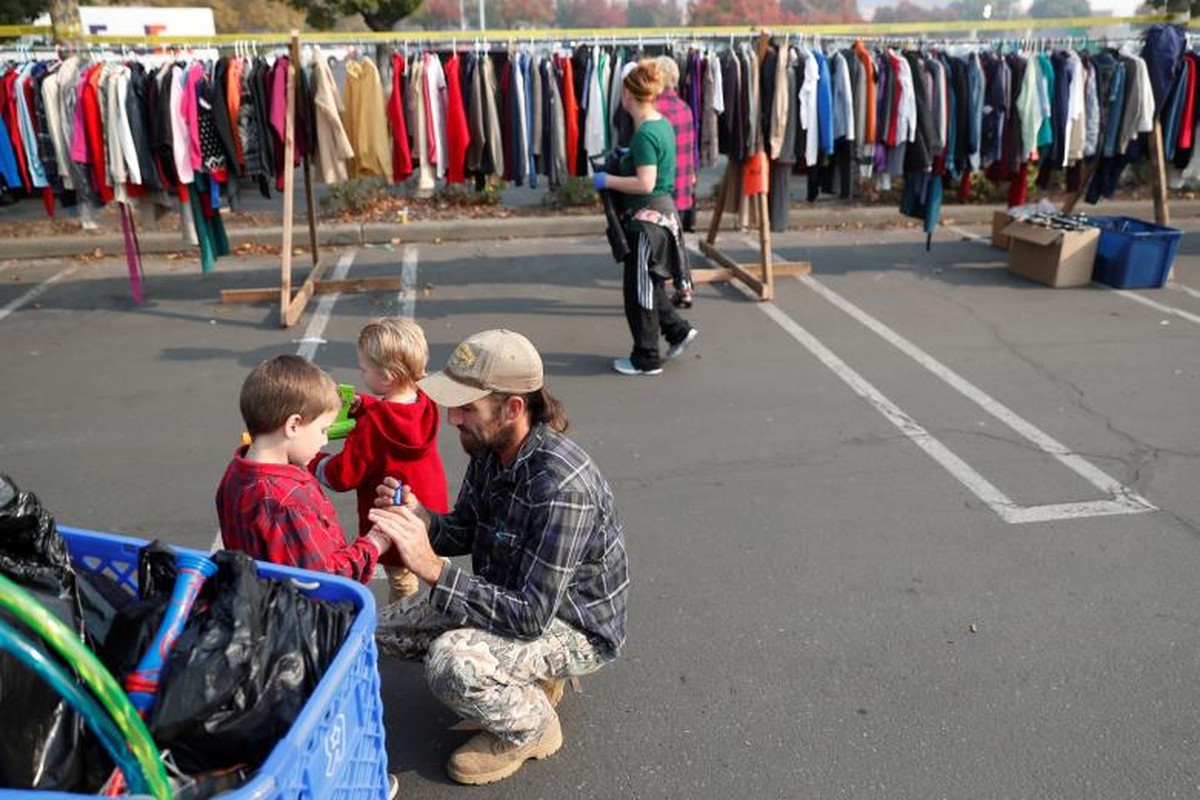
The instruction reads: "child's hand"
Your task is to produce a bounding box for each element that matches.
[349,394,364,416]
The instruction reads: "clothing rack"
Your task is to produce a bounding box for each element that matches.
[213,32,401,326]
[4,18,1180,316]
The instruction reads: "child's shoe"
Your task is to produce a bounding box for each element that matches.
[387,566,421,604]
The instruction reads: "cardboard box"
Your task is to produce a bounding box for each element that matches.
[992,211,1014,250]
[1003,220,1100,288]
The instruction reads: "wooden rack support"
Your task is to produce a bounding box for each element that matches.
[695,156,812,301]
[221,31,401,327]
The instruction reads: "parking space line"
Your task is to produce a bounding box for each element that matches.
[0,265,79,322]
[1110,287,1200,325]
[1169,282,1200,301]
[400,245,418,319]
[797,274,1155,522]
[296,249,357,360]
[719,237,1154,523]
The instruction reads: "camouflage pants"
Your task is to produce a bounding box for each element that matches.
[377,601,612,745]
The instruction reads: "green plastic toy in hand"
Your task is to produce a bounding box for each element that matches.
[327,383,357,440]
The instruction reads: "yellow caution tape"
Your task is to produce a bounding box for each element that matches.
[1,13,1183,47]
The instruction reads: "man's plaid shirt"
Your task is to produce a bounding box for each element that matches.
[427,424,629,657]
[656,88,696,211]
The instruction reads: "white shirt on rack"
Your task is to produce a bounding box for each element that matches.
[799,47,819,167]
[424,53,448,180]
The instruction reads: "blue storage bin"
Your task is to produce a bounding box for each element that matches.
[0,526,389,800]
[1091,215,1182,289]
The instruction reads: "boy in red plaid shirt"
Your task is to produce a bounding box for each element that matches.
[217,355,398,585]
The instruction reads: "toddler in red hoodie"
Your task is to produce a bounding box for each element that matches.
[311,317,449,602]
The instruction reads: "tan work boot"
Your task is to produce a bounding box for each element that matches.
[540,678,565,708]
[386,566,420,604]
[446,714,563,785]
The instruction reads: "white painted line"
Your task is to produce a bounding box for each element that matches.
[799,274,1155,521]
[296,249,357,360]
[400,244,418,319]
[721,234,1154,523]
[1111,286,1200,325]
[945,224,990,243]
[1168,281,1200,301]
[0,265,80,322]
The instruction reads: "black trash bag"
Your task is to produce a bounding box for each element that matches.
[148,549,354,775]
[0,473,86,791]
[96,540,182,685]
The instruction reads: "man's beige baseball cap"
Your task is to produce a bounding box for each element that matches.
[418,329,543,408]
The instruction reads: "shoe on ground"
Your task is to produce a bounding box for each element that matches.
[666,328,698,361]
[387,773,400,800]
[540,678,565,708]
[671,287,694,308]
[446,714,563,785]
[613,357,662,376]
[387,567,421,604]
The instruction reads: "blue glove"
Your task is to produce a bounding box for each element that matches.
[593,172,608,191]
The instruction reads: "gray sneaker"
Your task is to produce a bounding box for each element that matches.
[613,357,662,376]
[666,328,698,361]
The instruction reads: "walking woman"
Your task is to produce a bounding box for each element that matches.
[593,59,697,376]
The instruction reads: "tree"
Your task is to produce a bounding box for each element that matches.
[483,0,553,28]
[627,0,680,25]
[410,0,464,29]
[0,0,49,26]
[285,0,422,30]
[556,0,625,26]
[1028,0,1090,16]
[871,0,943,21]
[782,0,859,22]
[686,0,795,25]
[1140,0,1196,17]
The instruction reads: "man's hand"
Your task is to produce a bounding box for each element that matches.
[368,507,445,586]
[374,477,430,525]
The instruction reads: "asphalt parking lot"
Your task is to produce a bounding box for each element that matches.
[2,219,1199,798]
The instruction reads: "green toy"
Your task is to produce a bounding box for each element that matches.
[328,383,357,440]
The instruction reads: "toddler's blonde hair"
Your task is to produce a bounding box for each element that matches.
[358,317,429,387]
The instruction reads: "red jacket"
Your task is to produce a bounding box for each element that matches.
[311,391,449,545]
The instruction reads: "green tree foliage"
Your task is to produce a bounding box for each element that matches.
[1028,0,1091,15]
[0,0,50,25]
[482,0,553,28]
[409,0,463,29]
[627,0,681,25]
[285,0,421,30]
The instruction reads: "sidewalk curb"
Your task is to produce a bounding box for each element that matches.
[3,200,1194,260]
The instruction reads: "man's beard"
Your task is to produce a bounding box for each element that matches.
[459,420,519,459]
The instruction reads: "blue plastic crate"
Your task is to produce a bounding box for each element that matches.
[0,526,389,800]
[1091,215,1182,289]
